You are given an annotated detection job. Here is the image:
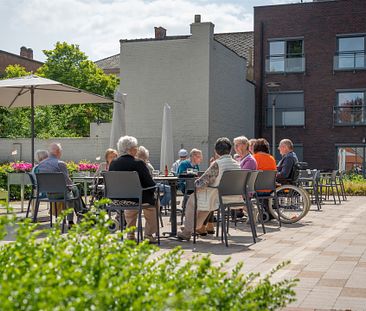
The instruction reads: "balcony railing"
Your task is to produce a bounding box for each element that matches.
[266,107,305,127]
[333,105,366,125]
[334,51,366,70]
[266,54,305,73]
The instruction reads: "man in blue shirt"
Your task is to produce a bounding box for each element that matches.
[277,139,299,183]
[177,148,203,193]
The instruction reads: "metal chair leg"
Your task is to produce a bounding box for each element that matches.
[256,196,266,234]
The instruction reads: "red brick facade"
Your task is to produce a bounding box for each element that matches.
[0,50,42,76]
[254,0,366,170]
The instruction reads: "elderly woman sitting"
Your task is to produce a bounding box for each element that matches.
[109,136,159,243]
[136,146,171,209]
[95,148,118,175]
[178,137,240,241]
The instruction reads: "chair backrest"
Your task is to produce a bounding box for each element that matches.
[218,170,250,197]
[246,170,259,194]
[102,171,142,200]
[184,178,196,193]
[331,170,338,180]
[299,170,310,179]
[254,170,277,192]
[35,173,68,194]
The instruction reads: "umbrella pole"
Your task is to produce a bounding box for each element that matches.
[31,86,35,167]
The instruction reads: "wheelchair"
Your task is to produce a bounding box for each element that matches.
[268,162,311,224]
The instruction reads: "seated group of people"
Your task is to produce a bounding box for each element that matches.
[31,134,298,243]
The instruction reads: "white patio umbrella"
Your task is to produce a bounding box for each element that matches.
[160,103,174,172]
[338,148,346,172]
[0,75,113,165]
[109,90,127,149]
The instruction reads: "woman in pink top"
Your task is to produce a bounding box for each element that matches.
[233,136,258,170]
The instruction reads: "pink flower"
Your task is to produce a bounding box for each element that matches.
[11,162,32,172]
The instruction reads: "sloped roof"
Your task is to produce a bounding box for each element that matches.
[95,53,120,70]
[214,31,253,60]
[95,31,254,70]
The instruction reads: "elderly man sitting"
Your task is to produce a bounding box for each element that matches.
[178,137,240,241]
[37,143,84,227]
[277,139,299,183]
[109,136,158,243]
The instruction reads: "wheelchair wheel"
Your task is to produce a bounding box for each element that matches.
[269,185,311,224]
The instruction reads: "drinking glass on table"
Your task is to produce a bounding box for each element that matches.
[152,170,160,178]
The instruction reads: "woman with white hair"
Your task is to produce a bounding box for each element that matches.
[136,146,155,175]
[109,136,158,243]
[136,145,171,210]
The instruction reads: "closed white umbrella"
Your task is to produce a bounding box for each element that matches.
[109,90,127,149]
[160,103,174,172]
[0,75,113,165]
[338,148,346,172]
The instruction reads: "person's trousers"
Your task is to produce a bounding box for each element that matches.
[203,212,214,225]
[183,194,210,234]
[124,203,158,236]
[47,185,81,222]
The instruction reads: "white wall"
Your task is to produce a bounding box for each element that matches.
[120,22,214,169]
[0,123,111,163]
[208,40,255,153]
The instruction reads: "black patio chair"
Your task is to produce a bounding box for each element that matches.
[33,173,80,233]
[211,170,257,247]
[254,170,281,227]
[102,171,160,244]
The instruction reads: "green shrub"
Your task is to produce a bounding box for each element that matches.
[0,213,297,310]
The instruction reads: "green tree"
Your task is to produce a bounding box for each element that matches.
[0,65,32,137]
[0,42,119,138]
[4,64,31,78]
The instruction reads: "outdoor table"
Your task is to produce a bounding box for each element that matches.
[153,176,178,236]
[72,176,97,205]
[7,173,33,213]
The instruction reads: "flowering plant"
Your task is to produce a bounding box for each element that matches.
[11,162,32,173]
[78,162,99,172]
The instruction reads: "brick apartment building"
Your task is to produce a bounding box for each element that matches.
[254,0,366,173]
[0,47,42,76]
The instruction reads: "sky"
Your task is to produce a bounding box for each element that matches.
[0,0,309,62]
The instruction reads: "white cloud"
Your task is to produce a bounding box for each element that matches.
[0,0,299,61]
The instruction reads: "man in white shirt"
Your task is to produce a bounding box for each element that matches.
[171,149,188,174]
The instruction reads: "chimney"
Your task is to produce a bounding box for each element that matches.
[20,46,28,58]
[154,27,166,39]
[27,48,33,60]
[20,46,33,59]
[190,14,214,40]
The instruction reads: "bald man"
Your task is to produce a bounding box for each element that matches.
[37,143,84,226]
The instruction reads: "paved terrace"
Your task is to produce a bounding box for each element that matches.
[1,197,366,310]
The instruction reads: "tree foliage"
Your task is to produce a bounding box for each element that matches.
[0,42,119,138]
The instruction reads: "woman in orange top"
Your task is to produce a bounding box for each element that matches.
[252,138,277,170]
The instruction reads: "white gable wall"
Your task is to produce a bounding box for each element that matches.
[120,23,213,169]
[208,40,255,154]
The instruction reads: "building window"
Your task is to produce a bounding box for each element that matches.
[334,91,366,126]
[337,146,365,177]
[335,35,366,70]
[266,39,305,73]
[267,92,305,126]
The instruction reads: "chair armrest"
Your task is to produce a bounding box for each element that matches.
[142,185,159,191]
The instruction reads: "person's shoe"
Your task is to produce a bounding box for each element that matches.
[68,221,75,230]
[126,233,136,241]
[144,235,158,244]
[206,222,215,234]
[177,230,191,241]
[195,226,207,236]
